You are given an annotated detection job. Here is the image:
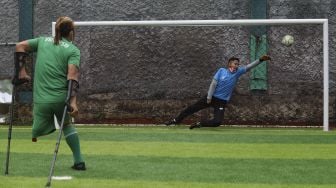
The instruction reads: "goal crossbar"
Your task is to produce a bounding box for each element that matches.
[52,19,329,131]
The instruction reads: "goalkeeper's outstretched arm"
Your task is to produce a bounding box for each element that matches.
[246,55,271,72]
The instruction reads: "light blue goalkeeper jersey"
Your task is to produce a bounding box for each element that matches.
[213,67,246,101]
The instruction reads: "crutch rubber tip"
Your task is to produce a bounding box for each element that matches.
[32,138,37,142]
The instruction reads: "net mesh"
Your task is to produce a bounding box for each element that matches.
[73,24,324,125]
[0,24,325,125]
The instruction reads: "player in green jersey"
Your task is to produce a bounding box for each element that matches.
[15,16,85,170]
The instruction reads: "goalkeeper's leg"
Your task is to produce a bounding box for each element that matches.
[200,105,225,127]
[190,97,226,129]
[165,96,209,125]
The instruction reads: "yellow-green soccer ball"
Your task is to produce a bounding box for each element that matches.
[281,34,294,46]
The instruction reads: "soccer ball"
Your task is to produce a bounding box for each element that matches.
[281,35,294,46]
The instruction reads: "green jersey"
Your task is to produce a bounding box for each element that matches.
[28,37,80,103]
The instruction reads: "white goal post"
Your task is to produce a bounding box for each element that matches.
[52,19,329,131]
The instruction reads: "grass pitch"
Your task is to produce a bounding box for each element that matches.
[1,126,336,188]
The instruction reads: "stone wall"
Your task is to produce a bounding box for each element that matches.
[267,0,336,125]
[0,0,18,79]
[32,0,252,124]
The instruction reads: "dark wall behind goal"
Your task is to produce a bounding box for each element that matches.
[1,0,336,126]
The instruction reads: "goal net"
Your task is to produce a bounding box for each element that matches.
[51,19,329,130]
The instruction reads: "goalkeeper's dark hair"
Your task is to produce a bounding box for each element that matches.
[228,57,240,64]
[54,16,75,45]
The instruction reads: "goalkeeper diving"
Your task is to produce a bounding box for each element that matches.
[165,55,271,129]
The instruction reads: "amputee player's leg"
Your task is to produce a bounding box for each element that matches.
[32,103,57,142]
[54,102,85,170]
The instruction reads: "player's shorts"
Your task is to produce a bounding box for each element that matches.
[32,102,71,138]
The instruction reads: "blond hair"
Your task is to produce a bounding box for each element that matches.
[54,16,75,45]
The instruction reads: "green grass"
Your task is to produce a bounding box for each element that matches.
[0,126,336,188]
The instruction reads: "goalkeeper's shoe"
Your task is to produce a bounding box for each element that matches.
[164,119,177,126]
[189,122,201,129]
[71,162,86,171]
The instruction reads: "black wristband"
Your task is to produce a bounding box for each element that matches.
[13,52,30,86]
[69,79,79,97]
